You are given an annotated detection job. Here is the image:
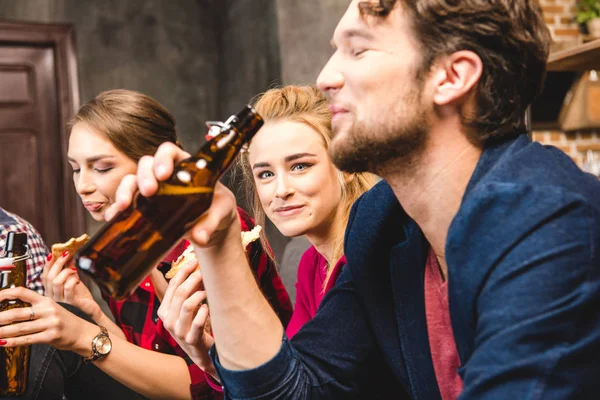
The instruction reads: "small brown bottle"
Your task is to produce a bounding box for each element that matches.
[0,232,31,396]
[75,105,263,299]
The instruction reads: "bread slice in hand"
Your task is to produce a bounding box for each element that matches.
[51,233,90,259]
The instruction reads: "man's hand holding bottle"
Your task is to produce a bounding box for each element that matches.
[106,142,242,254]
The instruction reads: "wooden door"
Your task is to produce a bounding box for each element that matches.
[0,21,85,246]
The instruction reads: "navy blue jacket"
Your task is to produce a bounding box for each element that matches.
[213,134,600,399]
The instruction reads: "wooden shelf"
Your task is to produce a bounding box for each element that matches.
[548,39,600,71]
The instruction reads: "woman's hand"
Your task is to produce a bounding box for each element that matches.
[0,287,97,354]
[42,251,73,298]
[42,253,101,320]
[158,259,216,377]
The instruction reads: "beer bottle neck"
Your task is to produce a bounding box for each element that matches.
[2,233,29,288]
[199,105,263,160]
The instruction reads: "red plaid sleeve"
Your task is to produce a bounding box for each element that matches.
[0,208,49,294]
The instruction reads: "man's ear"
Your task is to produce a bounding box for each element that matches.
[431,50,482,106]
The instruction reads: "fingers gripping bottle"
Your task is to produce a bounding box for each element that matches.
[0,232,31,396]
[75,105,263,299]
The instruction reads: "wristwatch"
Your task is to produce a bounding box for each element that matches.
[83,325,112,363]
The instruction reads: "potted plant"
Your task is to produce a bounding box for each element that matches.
[576,0,600,38]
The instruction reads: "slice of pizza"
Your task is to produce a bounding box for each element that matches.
[165,225,262,280]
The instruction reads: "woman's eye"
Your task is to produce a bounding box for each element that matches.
[292,163,311,172]
[95,167,113,174]
[257,171,274,179]
[72,169,80,174]
[351,48,367,57]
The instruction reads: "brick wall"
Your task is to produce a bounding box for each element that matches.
[537,0,600,170]
[541,0,579,43]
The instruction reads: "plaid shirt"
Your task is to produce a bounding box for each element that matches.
[0,207,48,294]
[104,207,293,399]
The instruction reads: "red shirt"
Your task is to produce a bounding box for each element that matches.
[424,248,464,400]
[104,207,293,399]
[286,246,345,338]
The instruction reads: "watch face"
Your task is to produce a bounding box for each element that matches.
[96,336,112,355]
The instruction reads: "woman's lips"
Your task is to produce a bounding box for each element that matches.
[83,202,104,212]
[274,205,304,217]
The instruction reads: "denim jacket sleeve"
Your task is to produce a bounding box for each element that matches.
[210,266,388,400]
[447,183,600,399]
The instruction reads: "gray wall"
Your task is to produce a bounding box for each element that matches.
[276,0,348,85]
[219,0,281,116]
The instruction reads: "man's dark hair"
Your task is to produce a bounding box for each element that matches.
[359,0,552,142]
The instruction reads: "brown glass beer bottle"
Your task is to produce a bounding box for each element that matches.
[75,105,263,299]
[0,232,31,396]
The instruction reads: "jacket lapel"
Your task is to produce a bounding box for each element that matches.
[390,222,441,400]
[345,181,441,399]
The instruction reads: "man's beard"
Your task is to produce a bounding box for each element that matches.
[330,103,430,175]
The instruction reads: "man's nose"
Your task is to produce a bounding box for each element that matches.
[317,52,344,94]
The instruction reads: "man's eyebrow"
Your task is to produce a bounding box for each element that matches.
[344,28,375,41]
[330,28,373,49]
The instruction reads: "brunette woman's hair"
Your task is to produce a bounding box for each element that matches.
[68,89,181,162]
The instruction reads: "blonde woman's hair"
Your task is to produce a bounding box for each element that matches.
[236,85,378,289]
[68,89,181,162]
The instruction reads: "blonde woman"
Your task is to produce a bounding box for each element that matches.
[239,85,377,337]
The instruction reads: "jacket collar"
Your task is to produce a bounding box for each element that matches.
[463,134,530,199]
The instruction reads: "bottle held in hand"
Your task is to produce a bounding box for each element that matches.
[0,232,31,396]
[75,105,263,300]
